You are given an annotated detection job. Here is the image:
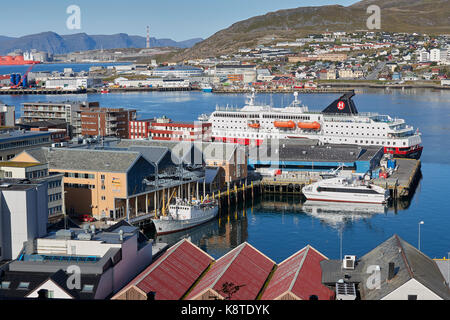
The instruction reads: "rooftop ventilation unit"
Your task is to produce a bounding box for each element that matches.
[336,282,357,300]
[77,233,92,241]
[343,255,356,270]
[55,229,73,240]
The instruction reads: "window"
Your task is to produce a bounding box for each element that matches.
[82,285,94,293]
[1,281,10,289]
[17,282,30,290]
[408,295,417,300]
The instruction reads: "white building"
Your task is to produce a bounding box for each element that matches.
[0,181,48,261]
[114,77,190,88]
[322,235,450,300]
[419,50,430,63]
[0,103,15,127]
[152,65,203,78]
[45,77,102,90]
[430,49,441,62]
[1,221,154,300]
[214,64,257,83]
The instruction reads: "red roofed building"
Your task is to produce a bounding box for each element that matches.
[111,239,214,300]
[261,245,335,300]
[186,242,275,300]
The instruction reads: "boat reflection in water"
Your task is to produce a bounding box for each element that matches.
[150,206,249,258]
[301,200,388,228]
[154,217,221,247]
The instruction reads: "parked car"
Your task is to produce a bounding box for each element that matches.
[80,214,96,222]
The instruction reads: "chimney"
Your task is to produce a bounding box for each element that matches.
[146,26,150,49]
[388,262,395,281]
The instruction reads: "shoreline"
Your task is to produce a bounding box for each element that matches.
[0,84,448,96]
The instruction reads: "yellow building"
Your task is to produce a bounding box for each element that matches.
[13,146,203,222]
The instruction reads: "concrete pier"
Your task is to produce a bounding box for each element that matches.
[0,88,87,95]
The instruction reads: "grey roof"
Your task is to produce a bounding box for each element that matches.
[321,235,450,300]
[0,130,51,143]
[37,148,142,173]
[18,147,50,164]
[205,167,221,184]
[250,142,381,163]
[128,146,170,165]
[0,269,100,300]
[435,260,450,287]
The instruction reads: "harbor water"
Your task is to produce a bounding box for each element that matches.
[1,87,449,262]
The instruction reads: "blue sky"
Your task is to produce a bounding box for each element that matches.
[0,0,357,41]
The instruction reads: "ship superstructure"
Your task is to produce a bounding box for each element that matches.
[205,91,423,159]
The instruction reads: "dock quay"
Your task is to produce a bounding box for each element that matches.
[372,158,422,199]
[256,159,421,200]
[94,87,192,93]
[127,158,420,230]
[0,88,87,95]
[212,88,353,94]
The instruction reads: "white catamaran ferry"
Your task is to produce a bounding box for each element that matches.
[152,198,219,235]
[202,90,423,159]
[302,175,390,204]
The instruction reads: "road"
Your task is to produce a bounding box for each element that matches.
[364,61,386,80]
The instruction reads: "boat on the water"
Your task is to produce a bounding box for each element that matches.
[302,175,390,204]
[205,90,423,159]
[152,198,219,235]
[200,83,213,93]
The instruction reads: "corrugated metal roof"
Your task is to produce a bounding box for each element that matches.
[115,239,213,300]
[187,242,275,300]
[261,245,334,300]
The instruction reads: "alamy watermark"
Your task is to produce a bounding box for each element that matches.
[66,265,82,290]
[366,5,381,30]
[366,265,381,290]
[66,5,81,30]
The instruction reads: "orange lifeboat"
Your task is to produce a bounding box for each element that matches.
[274,121,296,129]
[248,122,260,129]
[298,121,321,130]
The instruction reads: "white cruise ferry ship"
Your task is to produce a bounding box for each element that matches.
[203,91,423,159]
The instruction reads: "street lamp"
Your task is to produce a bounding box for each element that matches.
[418,221,424,251]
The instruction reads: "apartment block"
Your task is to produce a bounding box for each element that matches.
[81,106,137,139]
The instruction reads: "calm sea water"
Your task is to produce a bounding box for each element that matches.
[1,87,449,262]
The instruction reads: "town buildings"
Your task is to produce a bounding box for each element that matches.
[321,235,450,300]
[0,221,153,300]
[0,130,53,161]
[44,77,102,90]
[80,106,136,139]
[0,179,48,261]
[20,101,136,139]
[0,103,15,127]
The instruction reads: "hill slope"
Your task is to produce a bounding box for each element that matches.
[177,0,449,60]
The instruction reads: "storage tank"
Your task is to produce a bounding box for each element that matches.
[22,75,28,87]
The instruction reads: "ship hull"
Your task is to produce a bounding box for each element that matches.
[303,190,389,204]
[152,207,219,235]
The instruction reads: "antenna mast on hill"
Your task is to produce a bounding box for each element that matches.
[147,26,150,48]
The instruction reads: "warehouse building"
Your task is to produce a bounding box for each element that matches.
[248,141,383,175]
